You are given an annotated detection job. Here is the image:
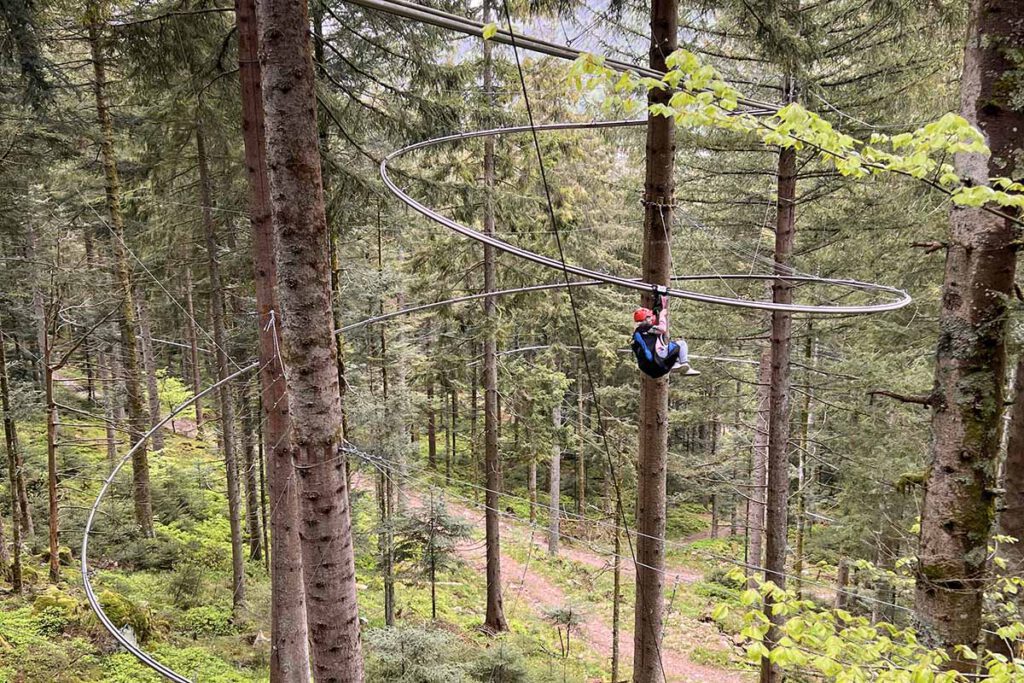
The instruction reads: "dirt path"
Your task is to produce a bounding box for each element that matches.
[53,369,200,439]
[394,483,748,683]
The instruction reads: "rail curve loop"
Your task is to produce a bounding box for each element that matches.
[85,117,913,683]
[381,119,913,316]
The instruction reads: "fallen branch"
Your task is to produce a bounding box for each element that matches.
[868,389,935,407]
[911,241,947,254]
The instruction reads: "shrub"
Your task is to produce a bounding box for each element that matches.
[168,560,206,609]
[364,626,468,682]
[181,605,235,638]
[468,640,529,683]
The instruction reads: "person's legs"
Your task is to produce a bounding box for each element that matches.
[664,341,682,367]
[675,339,688,364]
[670,338,699,375]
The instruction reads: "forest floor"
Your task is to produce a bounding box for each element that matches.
[392,480,752,682]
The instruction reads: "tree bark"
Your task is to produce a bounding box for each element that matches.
[794,332,814,600]
[257,0,364,677]
[0,325,22,591]
[196,124,246,612]
[528,456,537,524]
[761,74,798,683]
[87,13,153,537]
[549,402,561,556]
[1001,352,1024,594]
[45,358,59,582]
[481,0,507,635]
[135,291,164,452]
[236,0,311,677]
[240,390,263,562]
[915,0,1023,667]
[183,264,205,435]
[98,347,118,469]
[611,507,622,683]
[576,373,585,518]
[633,0,677,678]
[427,381,437,470]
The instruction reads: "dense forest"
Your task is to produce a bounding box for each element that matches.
[0,0,1022,681]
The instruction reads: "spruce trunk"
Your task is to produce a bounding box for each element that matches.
[135,293,164,451]
[257,0,363,678]
[236,0,312,677]
[1,326,22,591]
[915,1,1023,666]
[183,264,205,435]
[633,0,677,678]
[481,0,507,634]
[549,403,561,556]
[87,14,153,537]
[197,125,246,612]
[760,75,798,683]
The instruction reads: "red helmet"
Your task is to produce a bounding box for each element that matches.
[633,308,653,323]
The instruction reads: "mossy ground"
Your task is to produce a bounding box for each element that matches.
[1,385,753,681]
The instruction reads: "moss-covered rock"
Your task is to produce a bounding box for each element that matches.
[38,545,73,567]
[98,590,152,642]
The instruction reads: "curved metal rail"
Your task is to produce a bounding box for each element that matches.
[381,119,913,315]
[81,362,259,683]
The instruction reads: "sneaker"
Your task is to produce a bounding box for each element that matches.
[671,359,690,372]
[683,367,701,377]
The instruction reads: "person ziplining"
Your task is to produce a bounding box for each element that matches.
[631,286,700,378]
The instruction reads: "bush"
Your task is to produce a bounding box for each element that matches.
[181,605,235,638]
[168,560,206,609]
[364,626,468,682]
[693,580,739,601]
[468,640,529,683]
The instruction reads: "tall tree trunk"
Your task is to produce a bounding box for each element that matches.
[135,291,164,452]
[710,495,719,539]
[313,3,351,445]
[28,225,46,391]
[611,508,622,683]
[528,456,537,524]
[0,325,22,591]
[634,0,677,677]
[794,333,814,600]
[236,0,311,677]
[197,124,246,612]
[761,74,798,683]
[549,402,561,556]
[481,0,507,635]
[1001,352,1024,607]
[376,256,395,627]
[45,356,59,582]
[98,348,118,468]
[915,0,1023,668]
[183,264,205,435]
[471,364,478,493]
[240,391,263,561]
[257,0,364,678]
[427,381,437,470]
[576,373,585,518]
[444,385,452,484]
[451,386,458,472]
[87,13,153,537]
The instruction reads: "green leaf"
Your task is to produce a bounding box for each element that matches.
[482,23,498,40]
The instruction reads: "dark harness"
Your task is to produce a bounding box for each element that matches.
[632,324,671,378]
